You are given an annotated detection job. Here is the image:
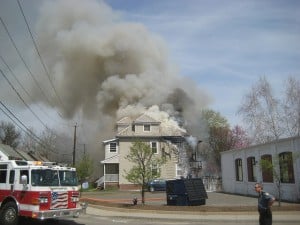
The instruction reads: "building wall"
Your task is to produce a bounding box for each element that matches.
[116,138,178,187]
[221,136,300,202]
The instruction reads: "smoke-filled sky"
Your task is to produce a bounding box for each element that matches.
[0,0,300,144]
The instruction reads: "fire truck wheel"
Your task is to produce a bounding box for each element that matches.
[0,202,19,225]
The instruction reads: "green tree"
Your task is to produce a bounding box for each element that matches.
[0,121,21,148]
[76,154,94,188]
[124,141,167,205]
[201,110,231,174]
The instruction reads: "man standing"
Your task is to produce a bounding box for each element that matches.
[255,183,275,225]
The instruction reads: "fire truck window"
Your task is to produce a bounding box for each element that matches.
[19,170,29,184]
[0,164,8,183]
[9,170,15,184]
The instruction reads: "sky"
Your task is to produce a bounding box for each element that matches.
[0,0,300,142]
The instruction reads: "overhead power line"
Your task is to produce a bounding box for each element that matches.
[16,0,66,110]
[0,68,48,129]
[0,101,59,154]
[0,16,54,107]
[0,56,58,123]
[0,101,42,146]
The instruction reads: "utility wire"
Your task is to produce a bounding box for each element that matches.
[0,101,59,154]
[0,56,58,123]
[16,0,66,111]
[0,68,48,129]
[0,16,55,112]
[0,101,43,147]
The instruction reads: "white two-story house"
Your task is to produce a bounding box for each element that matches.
[100,113,189,190]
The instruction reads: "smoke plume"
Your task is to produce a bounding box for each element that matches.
[30,0,211,170]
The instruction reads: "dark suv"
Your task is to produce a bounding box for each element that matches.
[147,179,166,192]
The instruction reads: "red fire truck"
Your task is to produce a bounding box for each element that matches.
[0,160,84,225]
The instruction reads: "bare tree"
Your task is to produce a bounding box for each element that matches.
[238,76,286,144]
[35,128,58,161]
[282,77,300,136]
[0,121,21,148]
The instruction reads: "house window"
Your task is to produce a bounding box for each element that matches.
[109,143,117,152]
[235,158,243,181]
[132,125,135,132]
[261,154,273,183]
[279,152,295,183]
[144,124,151,131]
[151,163,159,177]
[176,164,183,178]
[247,157,256,182]
[151,142,157,154]
[105,164,119,174]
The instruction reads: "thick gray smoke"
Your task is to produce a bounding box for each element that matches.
[34,0,211,137]
[30,0,211,172]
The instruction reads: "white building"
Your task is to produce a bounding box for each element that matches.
[221,136,300,203]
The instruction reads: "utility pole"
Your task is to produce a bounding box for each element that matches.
[72,123,77,166]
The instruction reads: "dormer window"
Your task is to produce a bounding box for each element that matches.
[144,124,150,131]
[110,143,117,152]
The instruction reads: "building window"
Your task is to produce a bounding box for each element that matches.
[132,125,135,132]
[176,164,183,178]
[235,158,243,181]
[105,164,119,174]
[279,152,295,183]
[247,157,256,182]
[144,124,151,131]
[151,142,157,154]
[109,143,117,152]
[151,163,159,177]
[261,154,273,183]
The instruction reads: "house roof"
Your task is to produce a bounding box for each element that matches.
[0,144,23,160]
[0,144,50,162]
[101,154,119,164]
[15,149,36,161]
[133,114,160,124]
[117,117,132,125]
[103,138,118,144]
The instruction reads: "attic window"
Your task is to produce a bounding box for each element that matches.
[144,124,150,131]
[110,143,117,152]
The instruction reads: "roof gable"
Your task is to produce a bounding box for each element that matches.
[117,117,132,125]
[134,114,160,124]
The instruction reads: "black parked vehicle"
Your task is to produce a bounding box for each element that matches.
[166,178,207,206]
[147,179,166,192]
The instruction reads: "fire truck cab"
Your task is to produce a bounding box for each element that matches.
[0,160,83,225]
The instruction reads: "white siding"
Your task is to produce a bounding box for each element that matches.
[221,136,300,202]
